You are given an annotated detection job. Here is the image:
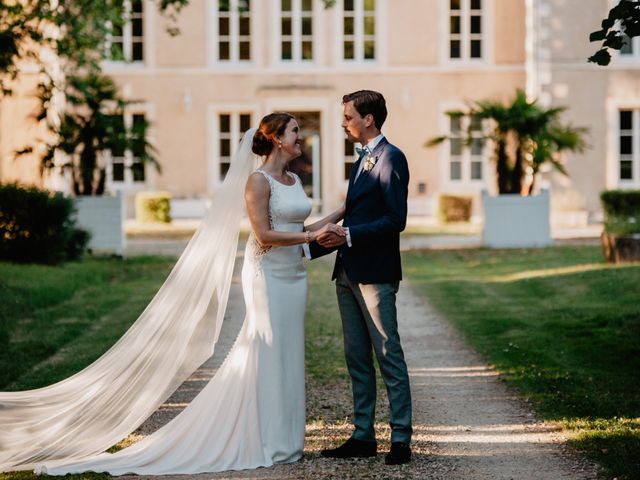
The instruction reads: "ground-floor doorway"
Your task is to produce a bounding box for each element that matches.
[288,111,321,211]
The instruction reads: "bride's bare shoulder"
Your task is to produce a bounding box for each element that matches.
[245,171,270,197]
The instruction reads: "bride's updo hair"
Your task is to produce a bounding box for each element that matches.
[252,112,295,156]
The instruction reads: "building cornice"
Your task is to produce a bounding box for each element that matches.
[103,64,526,77]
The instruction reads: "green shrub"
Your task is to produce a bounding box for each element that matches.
[0,183,90,264]
[600,190,640,235]
[135,191,171,223]
[438,194,473,223]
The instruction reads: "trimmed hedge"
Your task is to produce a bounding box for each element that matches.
[135,191,171,223]
[0,183,89,264]
[439,194,473,223]
[600,190,640,235]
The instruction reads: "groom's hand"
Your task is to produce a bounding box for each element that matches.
[314,223,347,248]
[317,231,347,248]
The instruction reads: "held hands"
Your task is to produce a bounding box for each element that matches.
[315,223,347,248]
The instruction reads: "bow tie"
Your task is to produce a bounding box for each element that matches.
[355,146,370,157]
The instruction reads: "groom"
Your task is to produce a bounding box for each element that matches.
[308,90,412,465]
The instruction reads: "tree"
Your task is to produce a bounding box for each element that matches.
[0,1,190,96]
[1,0,187,194]
[19,74,159,195]
[589,0,640,66]
[426,90,587,196]
[2,1,337,194]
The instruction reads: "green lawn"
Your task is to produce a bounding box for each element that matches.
[2,247,638,479]
[0,256,346,479]
[0,256,179,479]
[304,260,349,386]
[403,246,640,480]
[0,257,175,391]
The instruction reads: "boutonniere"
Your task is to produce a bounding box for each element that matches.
[362,154,378,172]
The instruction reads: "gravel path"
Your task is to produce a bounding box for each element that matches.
[118,254,600,480]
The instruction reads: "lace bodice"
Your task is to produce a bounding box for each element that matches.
[254,170,311,230]
[246,169,312,262]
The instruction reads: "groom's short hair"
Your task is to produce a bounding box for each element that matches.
[342,90,387,130]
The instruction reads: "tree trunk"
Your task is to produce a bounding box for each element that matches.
[80,137,96,195]
[602,232,640,263]
[96,168,106,195]
[72,172,80,196]
[527,174,536,196]
[496,139,509,194]
[511,145,524,194]
[80,148,93,195]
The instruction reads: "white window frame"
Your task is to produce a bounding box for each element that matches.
[274,0,317,64]
[439,0,493,66]
[609,104,640,189]
[438,102,491,192]
[104,0,146,67]
[343,138,358,182]
[208,107,255,191]
[617,109,637,185]
[607,100,640,189]
[337,0,378,63]
[605,0,640,67]
[104,105,155,194]
[211,0,253,65]
[615,32,640,66]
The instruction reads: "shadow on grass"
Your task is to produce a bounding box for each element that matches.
[567,418,640,480]
[403,246,640,480]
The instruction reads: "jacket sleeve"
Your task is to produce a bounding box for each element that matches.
[308,240,337,259]
[348,149,409,245]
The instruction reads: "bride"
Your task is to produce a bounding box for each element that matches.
[0,112,345,475]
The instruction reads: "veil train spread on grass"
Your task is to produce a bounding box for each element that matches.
[0,128,259,472]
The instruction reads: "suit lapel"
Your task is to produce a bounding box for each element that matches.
[348,150,366,188]
[346,149,367,205]
[349,138,389,196]
[369,137,388,161]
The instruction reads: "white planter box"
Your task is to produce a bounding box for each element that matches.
[74,192,126,256]
[482,190,552,248]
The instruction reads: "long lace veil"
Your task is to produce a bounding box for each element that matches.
[0,128,260,471]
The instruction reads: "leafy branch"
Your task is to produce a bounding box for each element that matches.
[589,0,640,65]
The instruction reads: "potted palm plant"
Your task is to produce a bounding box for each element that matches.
[600,190,640,262]
[427,89,587,248]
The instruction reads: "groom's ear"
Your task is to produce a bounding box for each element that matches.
[364,113,374,127]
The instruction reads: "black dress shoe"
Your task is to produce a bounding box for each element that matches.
[385,442,411,465]
[320,438,377,458]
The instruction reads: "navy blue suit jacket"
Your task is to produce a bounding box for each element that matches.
[310,137,409,284]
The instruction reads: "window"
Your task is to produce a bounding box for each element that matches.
[342,0,376,61]
[108,0,144,62]
[620,33,640,59]
[449,0,483,61]
[106,113,147,187]
[217,0,251,62]
[448,114,485,183]
[218,112,252,181]
[280,0,313,61]
[343,139,358,180]
[618,109,640,184]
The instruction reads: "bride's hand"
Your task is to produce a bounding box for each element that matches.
[317,223,346,238]
[313,224,347,247]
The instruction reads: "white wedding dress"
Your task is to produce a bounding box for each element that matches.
[37,169,312,476]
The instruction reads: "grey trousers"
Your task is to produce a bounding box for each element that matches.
[335,267,413,444]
